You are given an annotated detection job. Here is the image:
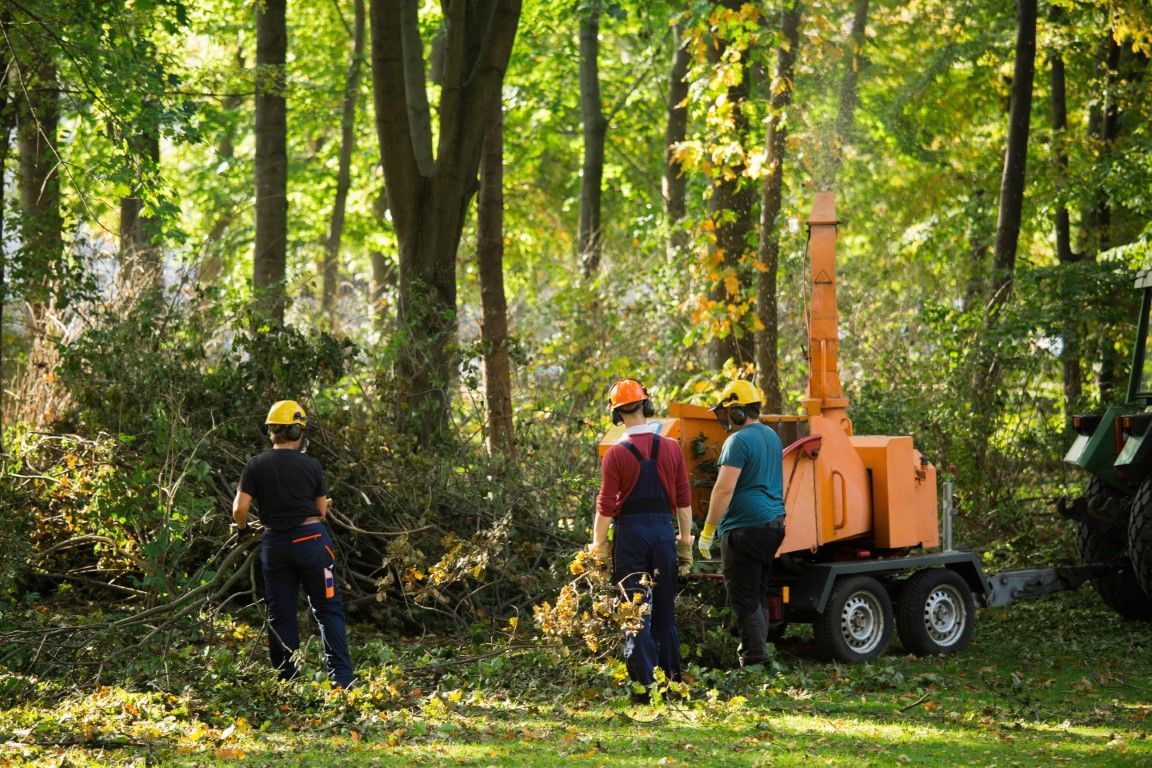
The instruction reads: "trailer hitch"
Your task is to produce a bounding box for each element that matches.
[983,562,1123,608]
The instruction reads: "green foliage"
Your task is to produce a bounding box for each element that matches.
[2,590,1151,766]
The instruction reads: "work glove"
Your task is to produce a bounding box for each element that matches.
[587,541,613,564]
[698,522,716,559]
[676,538,694,577]
[231,523,259,543]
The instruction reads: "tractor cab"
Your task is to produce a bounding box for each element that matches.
[1065,268,1152,492]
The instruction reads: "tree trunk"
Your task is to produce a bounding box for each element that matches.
[119,126,162,293]
[578,9,606,279]
[664,15,690,274]
[754,0,801,413]
[1048,4,1080,419]
[478,99,514,456]
[369,185,396,330]
[198,48,245,291]
[1083,31,1124,402]
[707,0,756,370]
[254,0,288,326]
[368,0,521,447]
[0,10,12,450]
[321,0,366,329]
[14,21,62,328]
[827,0,868,185]
[989,0,1037,313]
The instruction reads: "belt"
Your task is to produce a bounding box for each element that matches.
[766,517,785,532]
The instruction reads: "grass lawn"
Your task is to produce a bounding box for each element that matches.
[2,589,1149,767]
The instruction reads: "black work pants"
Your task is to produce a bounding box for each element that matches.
[720,520,785,666]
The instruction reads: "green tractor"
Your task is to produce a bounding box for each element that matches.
[1061,268,1152,620]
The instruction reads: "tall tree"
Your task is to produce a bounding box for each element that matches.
[478,98,514,456]
[828,0,868,186]
[663,11,691,268]
[989,0,1037,313]
[321,0,367,329]
[578,5,606,279]
[118,118,162,292]
[1048,3,1081,417]
[706,0,756,370]
[254,0,288,326]
[368,0,522,445]
[12,17,62,329]
[754,0,801,413]
[0,9,12,451]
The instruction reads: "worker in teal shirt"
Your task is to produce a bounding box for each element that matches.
[698,380,786,667]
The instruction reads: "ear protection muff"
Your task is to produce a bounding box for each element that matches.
[284,423,303,442]
[641,397,655,418]
[612,408,625,426]
[728,404,747,425]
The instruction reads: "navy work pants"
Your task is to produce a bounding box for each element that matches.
[612,512,682,687]
[720,520,785,666]
[260,523,355,687]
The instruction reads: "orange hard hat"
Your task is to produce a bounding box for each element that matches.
[608,379,648,409]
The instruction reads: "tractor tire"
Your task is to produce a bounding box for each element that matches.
[814,575,893,663]
[1074,480,1152,621]
[896,569,976,656]
[1127,478,1152,605]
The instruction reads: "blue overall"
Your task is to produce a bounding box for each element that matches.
[261,522,355,687]
[612,435,682,689]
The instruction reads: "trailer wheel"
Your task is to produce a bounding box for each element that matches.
[896,569,975,656]
[1075,481,1152,621]
[1127,478,1152,605]
[814,575,892,662]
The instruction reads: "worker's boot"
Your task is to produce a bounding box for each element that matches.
[737,606,769,667]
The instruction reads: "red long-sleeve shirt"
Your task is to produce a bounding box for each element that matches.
[596,431,692,518]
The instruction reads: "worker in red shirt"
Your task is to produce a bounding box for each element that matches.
[589,378,694,703]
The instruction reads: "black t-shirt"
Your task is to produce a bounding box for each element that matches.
[239,448,329,531]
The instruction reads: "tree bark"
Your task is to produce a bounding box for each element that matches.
[827,0,868,185]
[119,125,162,293]
[254,0,288,326]
[989,0,1037,313]
[198,48,245,292]
[664,15,690,270]
[478,98,514,456]
[321,0,367,329]
[754,0,801,414]
[578,9,606,279]
[14,21,62,328]
[0,10,12,450]
[369,185,395,330]
[1048,4,1080,419]
[1082,31,1125,403]
[368,0,521,446]
[707,0,756,370]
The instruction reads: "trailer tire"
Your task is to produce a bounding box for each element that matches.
[1127,479,1152,606]
[814,575,892,663]
[896,569,975,656]
[1074,488,1152,620]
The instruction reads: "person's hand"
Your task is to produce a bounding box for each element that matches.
[697,523,716,559]
[587,541,612,564]
[232,523,259,543]
[676,538,694,577]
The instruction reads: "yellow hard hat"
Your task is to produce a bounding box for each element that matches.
[713,380,764,410]
[265,400,308,426]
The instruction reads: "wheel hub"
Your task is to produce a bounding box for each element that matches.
[923,586,964,645]
[841,592,884,653]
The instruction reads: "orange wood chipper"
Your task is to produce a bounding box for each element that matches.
[600,192,1122,662]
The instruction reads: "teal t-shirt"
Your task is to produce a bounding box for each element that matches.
[716,422,785,537]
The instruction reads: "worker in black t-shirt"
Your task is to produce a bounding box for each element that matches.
[232,400,354,688]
